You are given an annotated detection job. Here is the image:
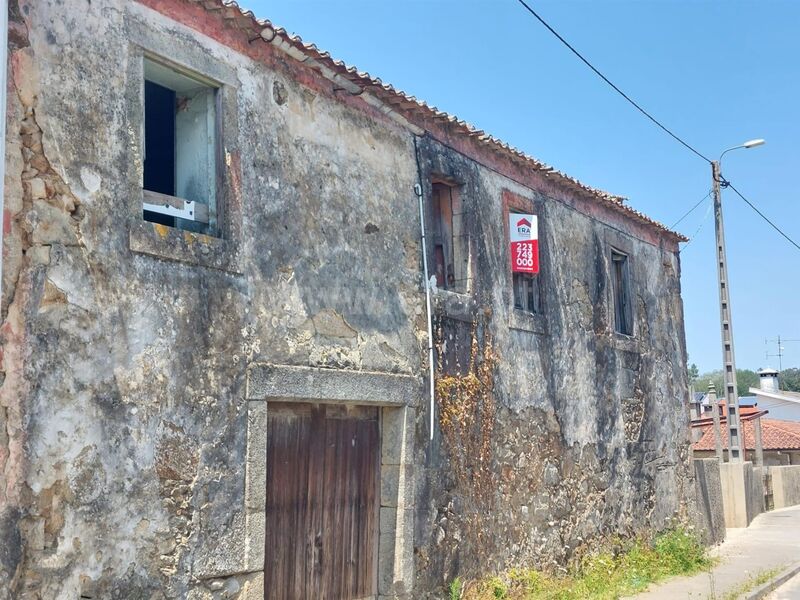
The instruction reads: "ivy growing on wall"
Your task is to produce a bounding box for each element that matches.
[435,314,498,502]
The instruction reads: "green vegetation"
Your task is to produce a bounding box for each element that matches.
[459,528,711,600]
[449,577,463,600]
[693,368,760,397]
[691,365,800,396]
[720,566,783,600]
[778,368,800,392]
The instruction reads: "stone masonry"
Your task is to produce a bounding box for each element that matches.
[0,1,693,599]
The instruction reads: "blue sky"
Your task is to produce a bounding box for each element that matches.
[244,0,800,373]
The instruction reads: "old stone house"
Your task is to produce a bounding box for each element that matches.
[0,1,693,598]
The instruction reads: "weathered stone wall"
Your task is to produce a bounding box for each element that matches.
[693,458,725,545]
[0,1,424,598]
[412,136,693,593]
[0,1,692,599]
[771,465,800,509]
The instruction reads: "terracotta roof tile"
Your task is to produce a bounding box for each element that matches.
[694,418,800,452]
[184,0,687,242]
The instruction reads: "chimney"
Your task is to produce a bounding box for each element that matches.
[758,368,780,392]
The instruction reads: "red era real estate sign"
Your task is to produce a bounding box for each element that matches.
[510,214,539,274]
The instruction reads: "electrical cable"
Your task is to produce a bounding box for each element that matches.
[670,189,712,229]
[514,0,711,164]
[678,199,714,253]
[726,181,800,252]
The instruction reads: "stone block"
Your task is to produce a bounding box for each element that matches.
[244,511,265,573]
[381,464,414,508]
[237,572,264,600]
[382,406,414,466]
[380,506,397,534]
[378,515,414,596]
[247,363,418,406]
[245,401,267,512]
[192,511,247,578]
[31,200,78,246]
[26,177,46,199]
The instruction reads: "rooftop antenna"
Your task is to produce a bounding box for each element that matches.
[765,335,800,374]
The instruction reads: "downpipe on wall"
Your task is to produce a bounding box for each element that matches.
[413,135,436,441]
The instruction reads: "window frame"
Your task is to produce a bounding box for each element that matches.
[512,270,541,314]
[125,11,243,272]
[610,246,634,337]
[430,178,472,295]
[141,55,221,236]
[502,189,548,334]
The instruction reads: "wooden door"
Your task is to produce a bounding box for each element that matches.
[265,403,380,600]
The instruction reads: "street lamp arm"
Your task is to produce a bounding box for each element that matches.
[720,145,746,162]
[720,138,766,163]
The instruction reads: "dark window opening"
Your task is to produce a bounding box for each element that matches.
[612,249,633,335]
[142,58,217,234]
[513,272,540,314]
[144,80,176,227]
[431,182,470,293]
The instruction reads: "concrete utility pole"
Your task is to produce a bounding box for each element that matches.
[712,159,743,463]
[711,138,765,463]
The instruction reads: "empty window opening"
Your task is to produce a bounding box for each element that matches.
[513,272,540,314]
[143,58,218,234]
[611,249,633,335]
[431,182,470,293]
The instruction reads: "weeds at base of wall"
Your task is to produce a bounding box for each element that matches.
[718,566,783,600]
[450,527,711,600]
[449,577,464,600]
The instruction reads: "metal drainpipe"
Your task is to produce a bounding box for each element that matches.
[0,0,8,311]
[413,135,436,441]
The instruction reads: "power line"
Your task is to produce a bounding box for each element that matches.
[511,0,799,255]
[726,181,800,252]
[514,0,712,164]
[678,198,714,253]
[670,189,712,229]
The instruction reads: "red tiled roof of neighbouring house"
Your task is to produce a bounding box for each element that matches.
[167,0,688,243]
[693,418,800,452]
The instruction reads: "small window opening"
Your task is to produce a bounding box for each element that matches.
[513,272,540,314]
[510,210,541,314]
[143,58,218,234]
[611,249,633,335]
[431,182,470,293]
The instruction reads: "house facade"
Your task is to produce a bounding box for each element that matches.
[748,369,800,422]
[694,418,800,466]
[0,1,692,599]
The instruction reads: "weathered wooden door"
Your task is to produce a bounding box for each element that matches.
[265,403,380,600]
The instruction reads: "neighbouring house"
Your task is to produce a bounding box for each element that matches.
[0,1,693,599]
[749,368,800,422]
[689,392,756,440]
[690,391,711,421]
[693,414,800,466]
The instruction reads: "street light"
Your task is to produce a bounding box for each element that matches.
[711,138,765,463]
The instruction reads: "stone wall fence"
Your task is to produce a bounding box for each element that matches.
[771,465,800,509]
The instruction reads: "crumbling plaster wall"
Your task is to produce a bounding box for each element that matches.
[413,136,693,592]
[0,1,694,598]
[0,1,424,598]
